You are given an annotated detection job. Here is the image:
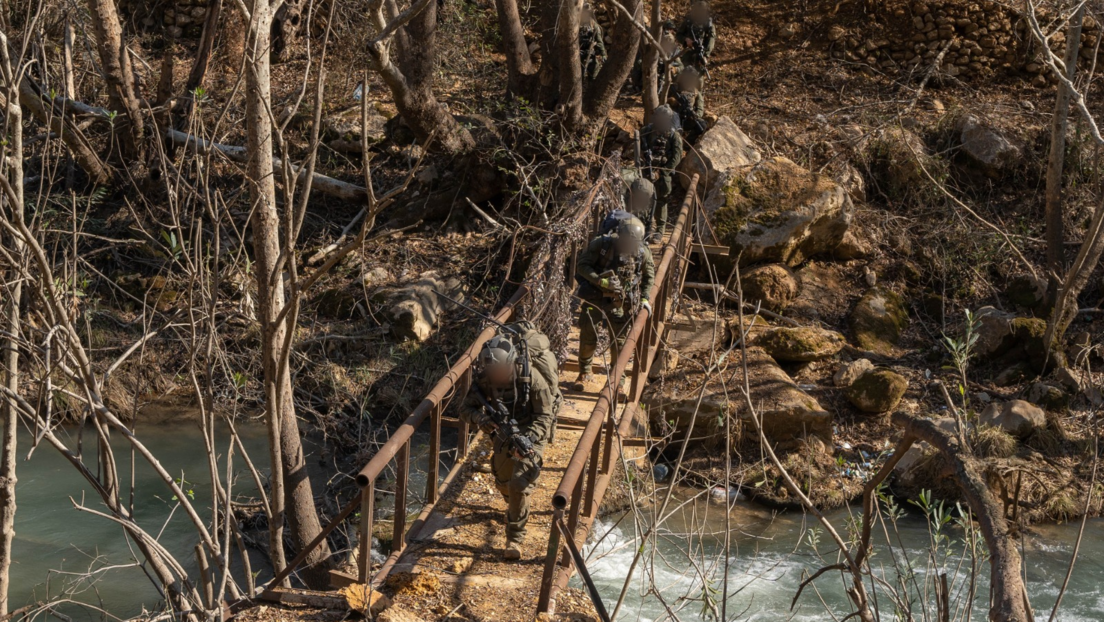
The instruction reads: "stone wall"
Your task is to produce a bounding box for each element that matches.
[161,0,211,39]
[830,0,1100,86]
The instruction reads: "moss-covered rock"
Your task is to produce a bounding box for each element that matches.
[741,264,798,311]
[1010,317,1066,373]
[867,127,942,201]
[755,327,845,362]
[849,287,909,354]
[708,157,852,266]
[1026,381,1070,412]
[846,368,908,413]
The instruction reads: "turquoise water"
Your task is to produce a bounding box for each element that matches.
[10,423,270,619]
[579,496,1104,621]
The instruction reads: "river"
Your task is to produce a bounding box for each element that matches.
[578,495,1104,621]
[10,423,270,619]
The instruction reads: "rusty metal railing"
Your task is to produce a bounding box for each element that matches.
[261,172,619,594]
[536,175,700,614]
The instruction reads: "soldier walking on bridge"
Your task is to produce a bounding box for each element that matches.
[639,105,683,241]
[572,217,655,397]
[460,323,562,560]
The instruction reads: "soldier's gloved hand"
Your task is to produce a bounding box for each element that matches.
[475,412,498,435]
[641,299,652,315]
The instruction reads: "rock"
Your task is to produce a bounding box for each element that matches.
[868,127,933,200]
[1026,381,1069,412]
[974,305,1015,358]
[708,157,853,267]
[755,326,846,362]
[741,264,798,310]
[979,400,1045,438]
[957,114,1022,177]
[362,266,392,288]
[665,316,727,358]
[1009,317,1065,373]
[846,368,908,413]
[646,346,831,448]
[379,272,466,342]
[831,229,873,260]
[1004,273,1047,312]
[832,163,867,203]
[325,106,389,153]
[679,116,762,192]
[779,22,800,38]
[994,361,1032,387]
[1052,366,1085,392]
[377,606,426,622]
[343,584,393,616]
[827,24,846,41]
[849,287,909,353]
[834,358,874,387]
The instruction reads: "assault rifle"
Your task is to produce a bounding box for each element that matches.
[674,92,707,140]
[598,267,641,310]
[469,383,536,459]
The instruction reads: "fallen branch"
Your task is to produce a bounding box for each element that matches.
[464,197,503,229]
[165,128,369,202]
[891,411,1031,622]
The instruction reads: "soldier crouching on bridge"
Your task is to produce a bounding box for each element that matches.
[460,327,561,560]
[572,216,655,397]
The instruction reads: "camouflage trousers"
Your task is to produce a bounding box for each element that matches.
[578,299,632,375]
[649,173,675,236]
[492,435,547,545]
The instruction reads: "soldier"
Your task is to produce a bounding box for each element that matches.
[677,0,716,75]
[580,3,607,81]
[459,325,561,560]
[623,177,656,226]
[670,66,707,145]
[573,216,655,394]
[639,105,683,240]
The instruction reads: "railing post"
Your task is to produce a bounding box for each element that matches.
[392,441,410,555]
[537,507,565,613]
[457,370,472,458]
[358,486,374,583]
[426,402,441,504]
[588,426,605,517]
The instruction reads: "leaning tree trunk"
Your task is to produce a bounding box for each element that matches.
[243,0,331,588]
[368,0,473,155]
[582,0,641,124]
[1044,5,1085,306]
[555,0,584,133]
[494,0,536,97]
[0,32,21,616]
[85,0,144,159]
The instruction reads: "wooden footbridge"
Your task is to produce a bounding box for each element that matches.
[259,173,702,620]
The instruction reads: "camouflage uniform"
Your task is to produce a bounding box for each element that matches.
[575,234,656,375]
[580,23,607,80]
[639,123,683,236]
[677,17,716,73]
[671,89,706,144]
[459,367,560,547]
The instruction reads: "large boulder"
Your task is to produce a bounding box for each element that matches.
[979,400,1045,438]
[1004,273,1047,313]
[375,271,465,342]
[846,368,908,413]
[678,116,761,192]
[755,326,845,362]
[740,264,798,311]
[868,127,933,200]
[974,310,1066,375]
[834,358,874,387]
[646,346,831,448]
[849,287,909,354]
[957,114,1022,178]
[707,157,853,266]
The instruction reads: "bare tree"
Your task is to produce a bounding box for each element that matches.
[1044,4,1085,306]
[85,0,144,158]
[365,0,475,154]
[0,28,21,618]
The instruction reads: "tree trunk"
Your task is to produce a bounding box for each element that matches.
[18,79,113,185]
[368,0,474,155]
[84,0,144,158]
[582,0,641,123]
[243,0,331,588]
[1044,5,1084,306]
[893,413,1031,622]
[0,37,21,616]
[536,0,561,109]
[555,0,584,133]
[494,0,535,96]
[641,0,661,122]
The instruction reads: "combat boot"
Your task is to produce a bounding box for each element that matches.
[504,541,523,561]
[572,372,593,392]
